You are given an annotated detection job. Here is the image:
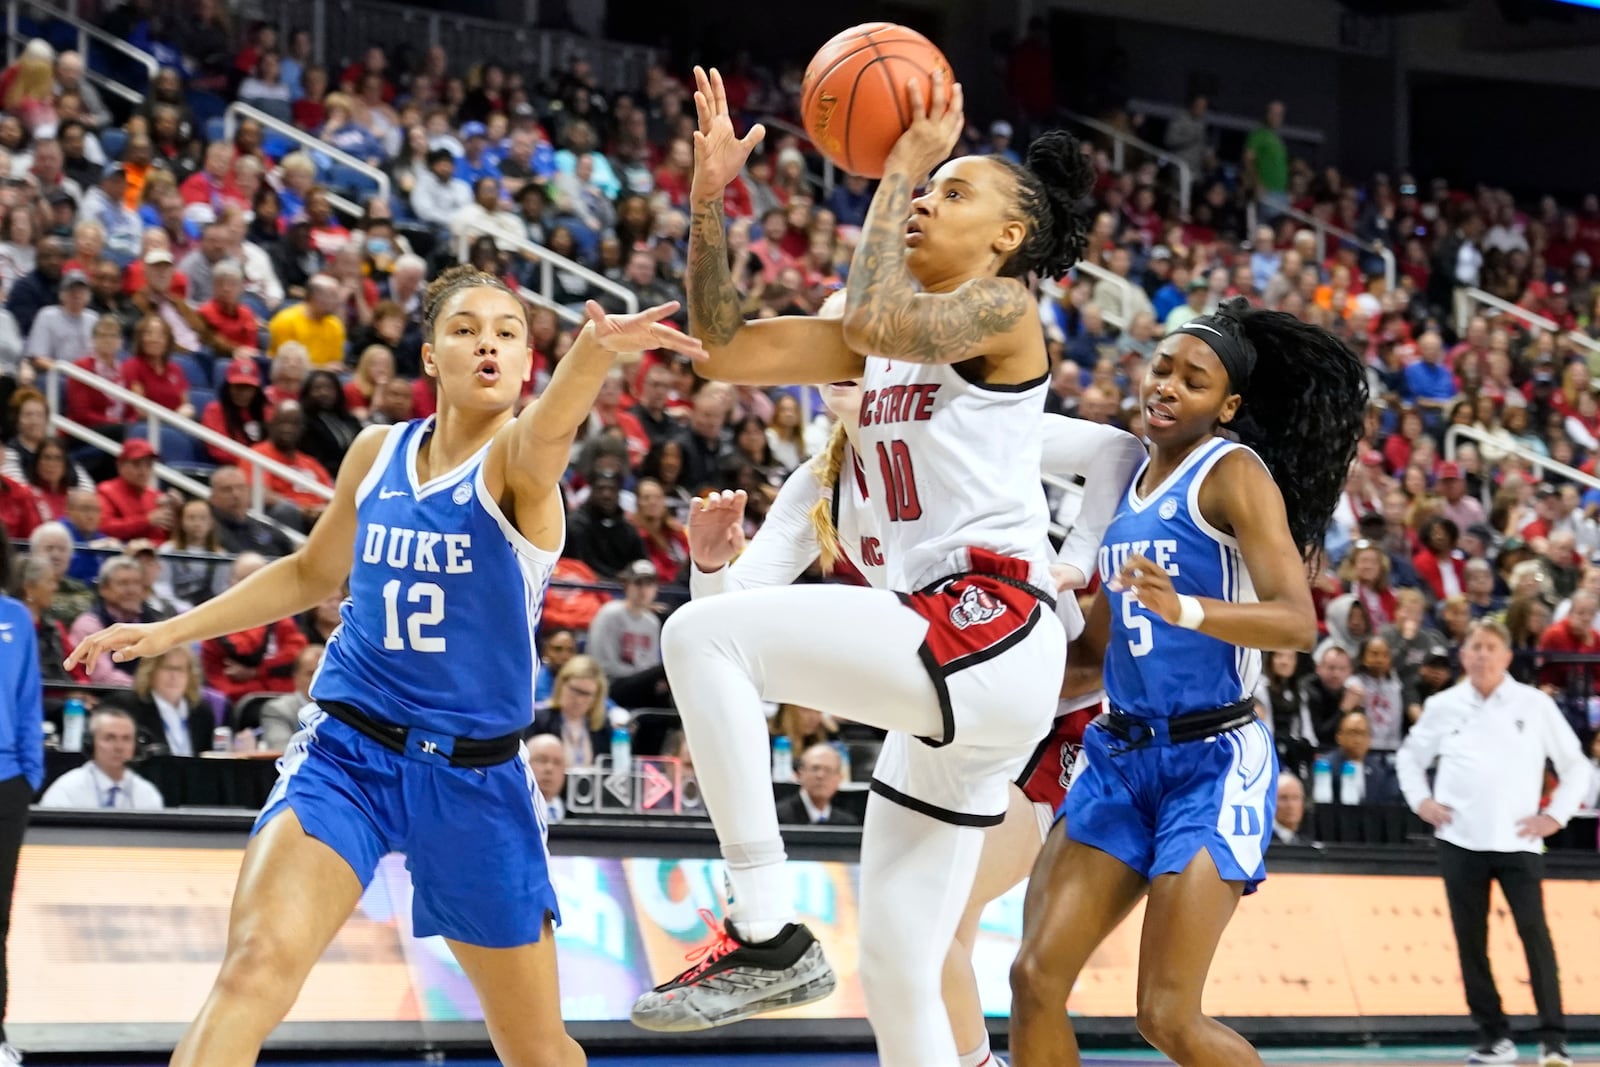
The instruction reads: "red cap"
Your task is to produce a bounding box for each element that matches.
[120,438,157,461]
[1438,462,1463,479]
[224,362,260,386]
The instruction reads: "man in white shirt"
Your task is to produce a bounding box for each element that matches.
[1397,618,1587,1067]
[525,733,567,825]
[1270,773,1312,847]
[39,708,164,810]
[410,148,473,231]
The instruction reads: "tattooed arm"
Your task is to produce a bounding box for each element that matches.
[684,64,864,386]
[840,171,1033,368]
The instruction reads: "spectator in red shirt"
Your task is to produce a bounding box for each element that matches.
[66,317,131,432]
[1538,590,1600,692]
[201,361,273,464]
[266,342,309,407]
[1413,516,1466,601]
[247,404,332,529]
[119,314,192,418]
[652,138,693,209]
[96,438,178,542]
[586,369,650,468]
[196,261,260,351]
[0,453,42,538]
[200,551,309,701]
[634,476,688,584]
[180,141,234,211]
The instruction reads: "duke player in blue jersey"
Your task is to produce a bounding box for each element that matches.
[1009,298,1367,1067]
[66,265,704,1067]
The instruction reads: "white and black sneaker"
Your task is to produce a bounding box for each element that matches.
[630,909,837,1032]
[1467,1037,1519,1064]
[0,1041,22,1066]
[1539,1041,1573,1067]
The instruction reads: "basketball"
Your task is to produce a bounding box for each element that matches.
[800,22,953,180]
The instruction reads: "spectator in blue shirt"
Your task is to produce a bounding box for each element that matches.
[0,534,44,1065]
[1402,329,1458,421]
[318,93,385,165]
[825,174,874,229]
[454,122,503,189]
[1151,262,1189,324]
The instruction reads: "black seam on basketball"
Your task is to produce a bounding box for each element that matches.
[804,36,881,120]
[881,51,911,132]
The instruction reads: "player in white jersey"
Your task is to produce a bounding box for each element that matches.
[629,67,1095,1067]
[680,362,1137,1067]
[67,267,704,1067]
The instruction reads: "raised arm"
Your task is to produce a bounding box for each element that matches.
[685,67,864,386]
[839,74,1032,371]
[491,300,704,551]
[1040,414,1145,588]
[65,427,390,672]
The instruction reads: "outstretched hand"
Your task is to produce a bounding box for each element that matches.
[688,489,748,572]
[63,621,173,673]
[584,301,706,360]
[691,66,765,200]
[884,69,964,183]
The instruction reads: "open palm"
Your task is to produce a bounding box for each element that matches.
[688,489,748,571]
[691,66,765,198]
[584,301,706,360]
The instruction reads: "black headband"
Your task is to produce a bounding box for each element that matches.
[1175,316,1255,391]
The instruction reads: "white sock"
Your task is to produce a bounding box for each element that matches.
[723,841,792,943]
[958,1038,993,1067]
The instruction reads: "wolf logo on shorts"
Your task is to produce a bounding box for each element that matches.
[949,586,1007,630]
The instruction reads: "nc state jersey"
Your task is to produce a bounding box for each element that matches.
[856,358,1054,592]
[311,418,560,738]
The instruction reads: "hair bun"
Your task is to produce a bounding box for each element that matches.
[1025,130,1095,207]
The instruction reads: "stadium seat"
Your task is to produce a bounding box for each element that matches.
[175,353,211,389]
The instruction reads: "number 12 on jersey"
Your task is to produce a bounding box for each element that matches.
[876,440,922,522]
[382,579,446,652]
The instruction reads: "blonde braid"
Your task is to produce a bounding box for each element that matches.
[807,421,849,574]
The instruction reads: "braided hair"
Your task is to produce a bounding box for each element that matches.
[422,264,528,341]
[991,129,1095,281]
[1203,297,1369,558]
[806,422,850,574]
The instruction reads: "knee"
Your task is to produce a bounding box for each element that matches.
[212,930,305,1011]
[1009,947,1068,1013]
[859,932,935,1009]
[659,600,711,667]
[1134,987,1198,1057]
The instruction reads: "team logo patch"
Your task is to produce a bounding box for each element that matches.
[1059,740,1083,791]
[948,585,1007,630]
[453,482,473,505]
[1159,497,1179,520]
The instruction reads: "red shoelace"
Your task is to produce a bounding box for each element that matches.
[671,907,740,983]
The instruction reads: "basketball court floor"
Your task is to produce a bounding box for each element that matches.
[63,1047,1599,1065]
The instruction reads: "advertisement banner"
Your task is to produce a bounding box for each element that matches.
[11,844,1600,1026]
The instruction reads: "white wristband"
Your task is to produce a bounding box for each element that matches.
[1176,594,1205,631]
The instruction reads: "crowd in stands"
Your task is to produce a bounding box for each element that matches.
[4,4,1600,829]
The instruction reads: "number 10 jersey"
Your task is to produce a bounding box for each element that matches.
[855,355,1054,594]
[311,417,560,738]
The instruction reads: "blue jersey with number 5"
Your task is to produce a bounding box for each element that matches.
[1097,436,1261,721]
[311,417,560,738]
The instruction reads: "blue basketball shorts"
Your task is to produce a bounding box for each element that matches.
[1060,716,1277,893]
[254,706,561,948]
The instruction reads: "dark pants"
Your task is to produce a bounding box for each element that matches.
[1438,840,1565,1045]
[609,664,673,712]
[0,775,31,1044]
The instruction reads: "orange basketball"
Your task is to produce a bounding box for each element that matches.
[800,22,953,180]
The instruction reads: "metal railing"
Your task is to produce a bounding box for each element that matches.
[453,227,637,318]
[4,0,158,80]
[1128,97,1327,150]
[1072,261,1139,333]
[1462,287,1600,360]
[1443,424,1600,503]
[43,360,332,545]
[84,67,141,106]
[1060,109,1193,216]
[756,114,838,199]
[224,101,388,219]
[1246,198,1396,292]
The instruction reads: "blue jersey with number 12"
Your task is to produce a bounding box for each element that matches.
[1097,436,1260,721]
[311,417,560,738]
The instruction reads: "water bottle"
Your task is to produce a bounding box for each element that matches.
[61,698,87,754]
[833,739,852,784]
[1312,756,1333,805]
[212,726,233,753]
[611,725,631,777]
[772,735,794,783]
[1341,761,1363,805]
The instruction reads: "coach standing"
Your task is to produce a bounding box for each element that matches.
[0,536,43,1066]
[1397,618,1589,1067]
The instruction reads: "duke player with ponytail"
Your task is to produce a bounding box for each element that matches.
[683,291,1140,1067]
[67,266,703,1067]
[1009,298,1367,1067]
[630,66,1095,1067]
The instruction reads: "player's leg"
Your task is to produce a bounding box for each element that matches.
[944,786,1041,1066]
[170,809,366,1067]
[1008,826,1146,1067]
[857,795,985,1067]
[1133,849,1262,1067]
[447,925,585,1067]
